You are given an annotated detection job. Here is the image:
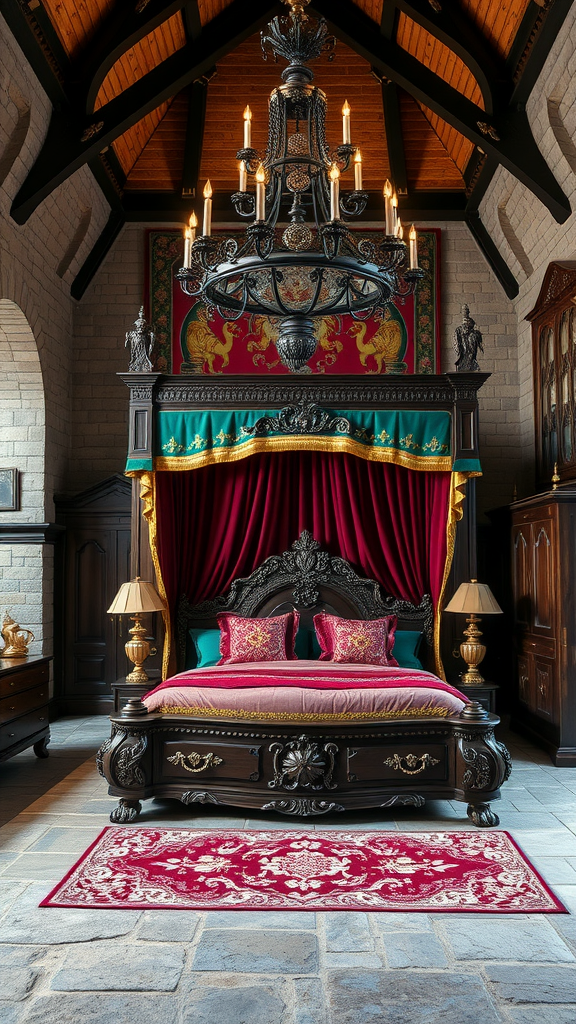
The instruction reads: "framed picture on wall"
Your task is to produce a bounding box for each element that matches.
[0,469,19,511]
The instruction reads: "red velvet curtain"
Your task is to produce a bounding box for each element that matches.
[155,451,452,619]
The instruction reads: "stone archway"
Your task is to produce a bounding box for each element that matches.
[0,299,47,657]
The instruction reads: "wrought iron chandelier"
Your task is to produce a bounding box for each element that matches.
[176,0,424,372]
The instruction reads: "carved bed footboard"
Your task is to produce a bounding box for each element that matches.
[97,699,511,827]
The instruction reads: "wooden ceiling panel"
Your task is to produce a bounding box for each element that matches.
[351,0,384,23]
[198,0,236,25]
[418,106,474,173]
[94,12,186,110]
[397,12,484,109]
[400,91,465,191]
[199,33,390,193]
[460,0,532,59]
[113,105,170,175]
[124,93,188,190]
[42,0,116,58]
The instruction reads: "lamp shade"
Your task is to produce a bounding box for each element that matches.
[107,577,165,615]
[444,580,503,615]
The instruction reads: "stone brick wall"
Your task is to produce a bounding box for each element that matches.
[479,2,576,497]
[0,12,110,657]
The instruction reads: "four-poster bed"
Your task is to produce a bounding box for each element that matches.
[97,373,511,825]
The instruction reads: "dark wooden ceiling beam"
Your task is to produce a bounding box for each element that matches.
[311,0,570,222]
[1,0,68,109]
[389,0,508,113]
[466,211,519,299]
[11,0,281,225]
[376,75,408,194]
[181,72,213,198]
[71,209,125,300]
[74,0,189,114]
[183,0,203,40]
[511,0,575,106]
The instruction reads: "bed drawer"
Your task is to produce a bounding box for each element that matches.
[0,661,49,699]
[161,740,261,782]
[0,683,50,725]
[346,743,448,784]
[0,706,49,750]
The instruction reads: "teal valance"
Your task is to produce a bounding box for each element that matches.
[125,407,481,475]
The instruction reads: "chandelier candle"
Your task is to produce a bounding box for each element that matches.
[384,179,393,235]
[255,164,266,221]
[409,225,418,269]
[354,150,362,190]
[342,100,351,144]
[243,105,252,148]
[239,160,247,192]
[202,180,212,236]
[392,191,399,235]
[329,163,340,220]
[175,0,424,372]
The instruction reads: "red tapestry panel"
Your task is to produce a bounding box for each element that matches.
[146,228,441,375]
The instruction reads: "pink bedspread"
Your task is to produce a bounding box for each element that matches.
[143,661,467,723]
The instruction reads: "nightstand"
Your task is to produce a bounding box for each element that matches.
[111,671,161,713]
[456,681,499,714]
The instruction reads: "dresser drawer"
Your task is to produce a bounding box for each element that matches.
[0,706,49,750]
[0,683,49,725]
[346,743,448,784]
[0,662,49,699]
[160,740,261,783]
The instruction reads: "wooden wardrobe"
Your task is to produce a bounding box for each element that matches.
[508,263,576,765]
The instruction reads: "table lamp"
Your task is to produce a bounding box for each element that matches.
[107,577,165,683]
[444,579,503,685]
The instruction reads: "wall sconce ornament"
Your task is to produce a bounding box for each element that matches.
[1,613,35,658]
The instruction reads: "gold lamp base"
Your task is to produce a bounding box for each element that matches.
[459,613,487,685]
[124,614,156,684]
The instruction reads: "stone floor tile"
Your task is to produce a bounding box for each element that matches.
[507,830,576,857]
[0,965,40,1001]
[484,965,576,1003]
[508,1007,576,1023]
[0,883,141,944]
[0,879,28,912]
[382,931,448,968]
[531,857,576,884]
[324,912,373,952]
[0,851,81,880]
[26,827,102,854]
[181,980,289,1024]
[136,910,200,941]
[323,952,382,968]
[193,928,319,973]
[326,970,503,1023]
[294,977,327,1024]
[440,918,574,962]
[13,993,180,1024]
[204,911,316,930]
[373,912,432,932]
[0,820,53,852]
[0,945,45,966]
[50,942,185,991]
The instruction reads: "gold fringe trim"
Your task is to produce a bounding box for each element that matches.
[140,472,172,680]
[433,471,470,680]
[153,435,453,474]
[155,702,452,721]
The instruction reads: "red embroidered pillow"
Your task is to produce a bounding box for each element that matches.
[217,612,300,665]
[313,613,398,666]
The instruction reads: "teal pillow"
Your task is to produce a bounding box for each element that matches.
[294,627,310,660]
[189,627,221,668]
[393,630,424,670]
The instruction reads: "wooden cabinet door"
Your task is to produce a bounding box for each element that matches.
[517,652,532,708]
[533,653,556,723]
[531,518,556,638]
[512,524,531,630]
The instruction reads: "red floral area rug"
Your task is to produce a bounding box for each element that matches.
[40,828,566,913]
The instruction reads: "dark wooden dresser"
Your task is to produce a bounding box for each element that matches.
[0,657,51,761]
[510,488,576,765]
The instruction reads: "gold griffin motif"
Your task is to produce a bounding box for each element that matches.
[383,752,441,775]
[167,750,224,773]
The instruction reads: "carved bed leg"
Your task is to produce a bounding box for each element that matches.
[467,802,499,828]
[110,798,142,824]
[33,736,49,758]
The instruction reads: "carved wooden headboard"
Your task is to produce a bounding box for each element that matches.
[176,531,433,670]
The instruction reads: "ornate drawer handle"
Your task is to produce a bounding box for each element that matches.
[167,750,223,773]
[383,753,440,775]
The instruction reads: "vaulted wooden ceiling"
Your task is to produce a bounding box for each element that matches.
[5,0,573,300]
